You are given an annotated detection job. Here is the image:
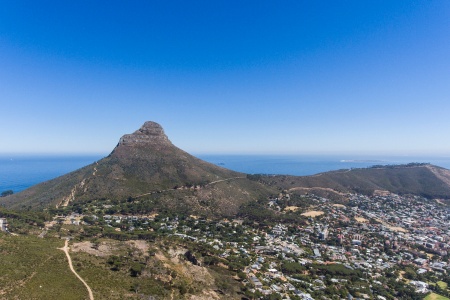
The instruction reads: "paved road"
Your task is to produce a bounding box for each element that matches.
[59,239,94,300]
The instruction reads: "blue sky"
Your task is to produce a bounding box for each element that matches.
[1,1,449,155]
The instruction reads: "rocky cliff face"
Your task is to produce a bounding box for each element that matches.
[118,121,171,146]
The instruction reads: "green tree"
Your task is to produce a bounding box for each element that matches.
[107,255,122,271]
[1,190,13,197]
[130,262,144,277]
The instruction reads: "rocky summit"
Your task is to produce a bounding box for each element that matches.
[1,121,273,215]
[118,121,171,147]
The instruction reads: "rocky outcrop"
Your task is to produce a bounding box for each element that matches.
[118,121,171,146]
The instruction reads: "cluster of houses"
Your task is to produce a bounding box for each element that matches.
[33,189,450,299]
[351,194,450,249]
[233,192,450,298]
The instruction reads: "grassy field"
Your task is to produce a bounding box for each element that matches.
[425,292,450,300]
[438,281,448,290]
[0,233,87,299]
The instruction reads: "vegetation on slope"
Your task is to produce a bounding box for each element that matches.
[0,234,87,299]
[251,164,450,199]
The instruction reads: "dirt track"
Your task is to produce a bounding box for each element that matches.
[59,239,94,300]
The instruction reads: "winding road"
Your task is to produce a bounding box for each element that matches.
[59,239,94,300]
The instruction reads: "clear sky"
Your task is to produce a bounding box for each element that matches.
[1,1,449,156]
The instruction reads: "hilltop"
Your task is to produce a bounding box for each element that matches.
[2,122,450,217]
[252,163,450,201]
[1,122,273,215]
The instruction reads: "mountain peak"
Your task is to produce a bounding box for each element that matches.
[118,121,171,146]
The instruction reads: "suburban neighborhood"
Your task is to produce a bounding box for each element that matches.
[20,190,450,300]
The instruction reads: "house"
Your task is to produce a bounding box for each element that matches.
[0,218,7,232]
[249,275,263,289]
[313,248,321,258]
[319,226,329,240]
[410,280,429,293]
[414,258,427,266]
[417,268,427,274]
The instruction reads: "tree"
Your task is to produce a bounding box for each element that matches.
[403,267,417,280]
[131,283,140,294]
[107,255,122,271]
[1,190,13,197]
[130,262,144,277]
[237,271,247,280]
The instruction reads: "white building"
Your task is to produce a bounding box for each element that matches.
[0,218,8,232]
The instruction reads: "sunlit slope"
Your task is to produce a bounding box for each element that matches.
[1,122,274,215]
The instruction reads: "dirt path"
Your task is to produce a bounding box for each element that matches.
[134,176,245,199]
[288,186,347,196]
[205,176,245,186]
[38,228,47,238]
[92,162,98,176]
[56,179,86,208]
[59,239,94,300]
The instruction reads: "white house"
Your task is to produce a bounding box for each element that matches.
[0,218,8,232]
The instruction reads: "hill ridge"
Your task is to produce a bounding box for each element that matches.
[2,122,450,213]
[1,122,273,215]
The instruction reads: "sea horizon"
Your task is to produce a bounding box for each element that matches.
[1,153,450,194]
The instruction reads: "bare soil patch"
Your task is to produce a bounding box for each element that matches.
[333,204,345,208]
[284,206,300,212]
[375,219,407,232]
[301,211,324,217]
[355,217,368,223]
[188,290,221,300]
[373,190,390,196]
[125,240,149,256]
[156,247,216,288]
[71,241,113,257]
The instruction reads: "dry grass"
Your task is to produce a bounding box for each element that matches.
[386,226,407,232]
[71,241,113,257]
[284,206,300,212]
[375,218,408,232]
[333,204,345,208]
[424,292,450,300]
[355,217,368,223]
[301,211,324,217]
[0,234,87,299]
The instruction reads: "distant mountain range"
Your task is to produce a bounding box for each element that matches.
[2,122,450,214]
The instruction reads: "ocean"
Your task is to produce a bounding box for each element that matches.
[1,154,450,194]
[197,154,450,176]
[0,155,102,194]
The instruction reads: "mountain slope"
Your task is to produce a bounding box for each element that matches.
[257,163,450,200]
[3,122,450,214]
[1,122,274,215]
